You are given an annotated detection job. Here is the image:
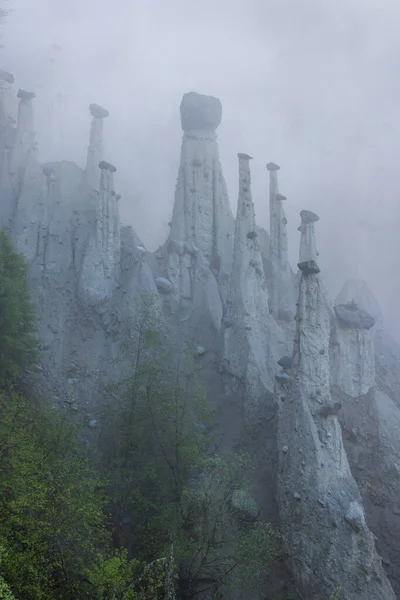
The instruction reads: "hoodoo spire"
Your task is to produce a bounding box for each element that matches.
[9,89,36,196]
[297,209,320,274]
[0,69,16,126]
[97,160,120,271]
[85,103,109,190]
[169,92,233,274]
[165,91,234,328]
[266,161,294,322]
[222,153,284,408]
[277,213,394,600]
[0,70,16,224]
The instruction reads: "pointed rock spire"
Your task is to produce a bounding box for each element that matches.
[331,281,376,397]
[79,160,121,304]
[9,88,37,200]
[277,216,395,600]
[235,152,258,248]
[97,160,120,271]
[297,209,320,274]
[0,69,16,126]
[222,153,286,407]
[267,161,287,264]
[266,162,295,321]
[165,92,234,328]
[168,91,234,275]
[85,103,109,190]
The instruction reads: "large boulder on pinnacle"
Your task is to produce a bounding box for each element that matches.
[180,91,222,131]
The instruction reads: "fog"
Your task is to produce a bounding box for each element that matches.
[2,0,400,336]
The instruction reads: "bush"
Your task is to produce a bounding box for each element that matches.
[0,229,38,387]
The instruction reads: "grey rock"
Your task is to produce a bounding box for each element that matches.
[98,160,117,172]
[5,127,16,150]
[17,89,35,100]
[169,239,185,255]
[194,345,206,356]
[278,355,295,368]
[336,279,382,323]
[276,193,287,201]
[184,240,200,255]
[266,161,280,171]
[88,419,98,429]
[278,224,395,599]
[237,152,253,160]
[275,372,293,384]
[89,103,109,118]
[0,69,14,83]
[180,91,222,131]
[43,164,56,177]
[300,209,319,223]
[298,260,320,275]
[318,402,342,418]
[155,277,173,294]
[335,303,375,330]
[345,501,366,532]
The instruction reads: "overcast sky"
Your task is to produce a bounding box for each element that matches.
[2,0,400,334]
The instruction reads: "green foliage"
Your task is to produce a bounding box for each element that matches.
[0,547,16,600]
[101,294,280,598]
[329,586,342,600]
[0,240,171,599]
[236,521,281,586]
[0,389,109,598]
[0,229,38,387]
[86,550,168,600]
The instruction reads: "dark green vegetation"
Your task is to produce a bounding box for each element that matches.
[0,230,280,599]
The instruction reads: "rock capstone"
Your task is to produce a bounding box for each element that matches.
[267,162,295,322]
[89,103,109,119]
[17,89,35,100]
[180,91,222,131]
[335,303,375,330]
[0,69,14,84]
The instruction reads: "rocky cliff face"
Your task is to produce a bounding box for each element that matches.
[222,153,287,415]
[1,74,400,598]
[277,217,395,599]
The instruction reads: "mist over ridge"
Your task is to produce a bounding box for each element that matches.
[2,0,400,337]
